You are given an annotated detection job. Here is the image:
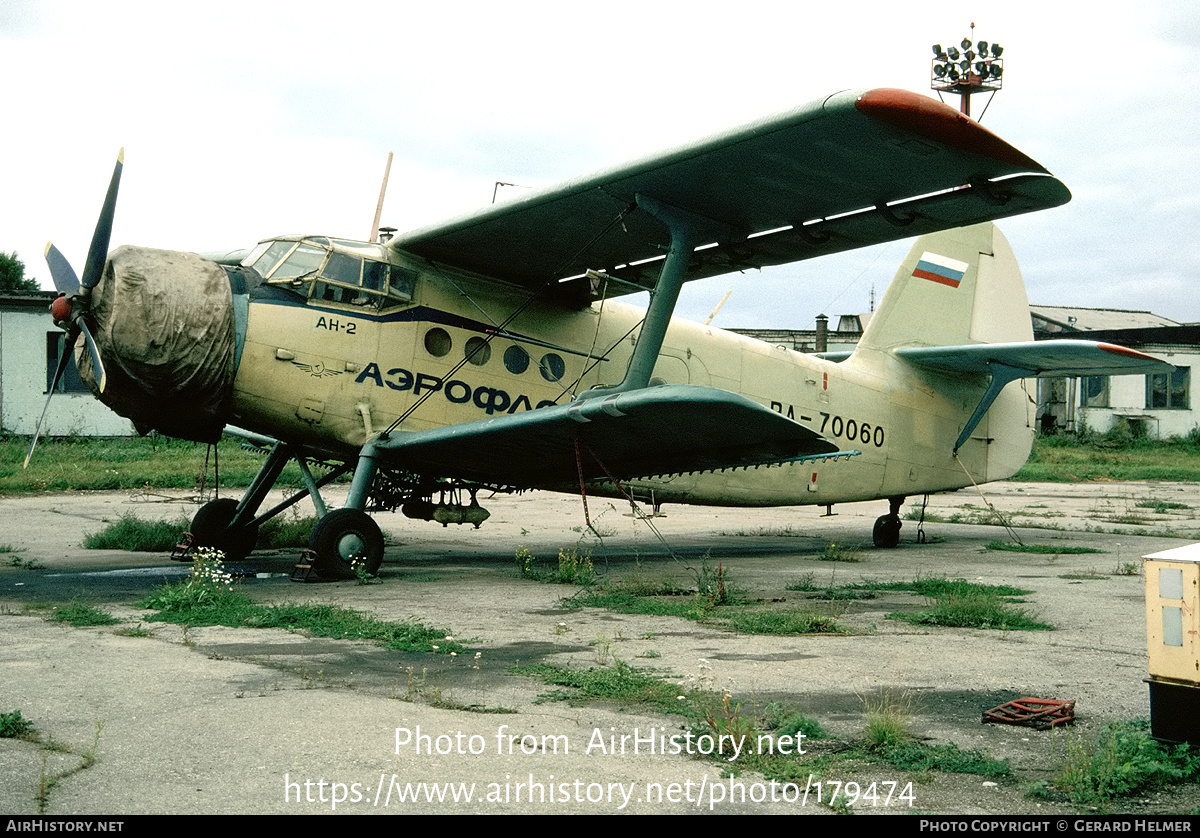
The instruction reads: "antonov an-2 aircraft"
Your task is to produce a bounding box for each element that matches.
[31,88,1168,578]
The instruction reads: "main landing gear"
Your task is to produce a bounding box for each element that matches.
[189,436,493,580]
[872,495,905,549]
[189,439,358,577]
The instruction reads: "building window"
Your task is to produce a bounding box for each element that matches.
[1146,367,1190,410]
[1082,376,1109,408]
[45,333,89,393]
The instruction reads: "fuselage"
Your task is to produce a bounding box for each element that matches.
[219,234,1032,508]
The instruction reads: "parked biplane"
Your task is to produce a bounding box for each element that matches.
[30,88,1168,577]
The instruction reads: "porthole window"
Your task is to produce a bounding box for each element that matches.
[464,336,491,366]
[539,353,566,382]
[504,344,530,374]
[424,327,452,357]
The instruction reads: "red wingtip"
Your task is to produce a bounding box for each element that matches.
[854,88,1049,175]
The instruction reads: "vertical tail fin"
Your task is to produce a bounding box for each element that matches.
[856,222,1032,354]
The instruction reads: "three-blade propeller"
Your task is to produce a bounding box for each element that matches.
[24,150,123,469]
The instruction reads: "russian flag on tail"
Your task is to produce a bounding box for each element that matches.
[912,252,969,288]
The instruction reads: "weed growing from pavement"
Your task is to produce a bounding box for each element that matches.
[49,601,119,627]
[818,542,861,562]
[513,658,1006,786]
[984,540,1102,555]
[137,548,461,653]
[514,546,595,584]
[83,512,190,551]
[1043,720,1200,808]
[1,710,35,739]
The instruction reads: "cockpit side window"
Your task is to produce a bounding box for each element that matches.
[389,267,416,301]
[322,252,363,286]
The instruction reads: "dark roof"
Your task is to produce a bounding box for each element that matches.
[0,290,55,310]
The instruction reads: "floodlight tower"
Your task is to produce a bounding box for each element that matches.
[930,22,1004,120]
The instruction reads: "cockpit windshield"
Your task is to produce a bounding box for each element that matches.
[247,237,415,308]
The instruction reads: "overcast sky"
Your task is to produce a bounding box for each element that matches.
[3,1,1197,329]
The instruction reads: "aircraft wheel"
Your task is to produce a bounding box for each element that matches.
[872,514,902,549]
[190,498,259,561]
[310,509,384,579]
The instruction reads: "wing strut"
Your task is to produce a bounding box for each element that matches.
[577,194,724,399]
[953,362,1027,454]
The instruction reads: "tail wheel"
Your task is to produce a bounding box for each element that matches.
[191,498,259,561]
[872,514,902,549]
[309,509,384,579]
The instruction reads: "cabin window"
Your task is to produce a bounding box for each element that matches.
[539,353,565,382]
[1147,368,1189,410]
[504,345,530,374]
[464,336,491,366]
[425,328,452,358]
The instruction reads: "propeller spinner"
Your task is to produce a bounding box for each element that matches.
[24,150,123,468]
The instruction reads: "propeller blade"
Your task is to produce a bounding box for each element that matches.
[24,336,74,468]
[44,242,80,295]
[81,148,124,291]
[78,320,107,393]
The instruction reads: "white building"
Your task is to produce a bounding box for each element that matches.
[1031,306,1197,439]
[0,291,132,436]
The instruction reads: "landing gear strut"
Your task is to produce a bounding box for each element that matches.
[872,495,905,548]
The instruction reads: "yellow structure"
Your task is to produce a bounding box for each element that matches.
[1144,543,1200,744]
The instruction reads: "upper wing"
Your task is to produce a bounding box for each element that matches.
[372,384,851,487]
[392,88,1070,300]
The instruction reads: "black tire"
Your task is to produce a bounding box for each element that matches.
[309,508,384,579]
[190,498,259,561]
[872,514,902,549]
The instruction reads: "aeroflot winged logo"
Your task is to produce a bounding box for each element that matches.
[912,252,969,288]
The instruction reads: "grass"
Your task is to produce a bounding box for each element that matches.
[1,435,335,493]
[851,578,1032,600]
[817,542,861,562]
[514,658,1008,787]
[567,582,845,636]
[1013,430,1200,482]
[49,601,119,626]
[1046,720,1200,807]
[83,510,317,552]
[84,512,190,551]
[888,589,1052,631]
[863,690,913,752]
[838,577,1052,631]
[137,550,460,652]
[515,546,595,584]
[985,540,1102,555]
[514,660,689,716]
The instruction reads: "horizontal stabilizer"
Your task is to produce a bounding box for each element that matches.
[896,339,1171,378]
[374,385,841,487]
[896,340,1171,453]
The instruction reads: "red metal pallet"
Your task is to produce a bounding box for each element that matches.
[983,697,1075,729]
